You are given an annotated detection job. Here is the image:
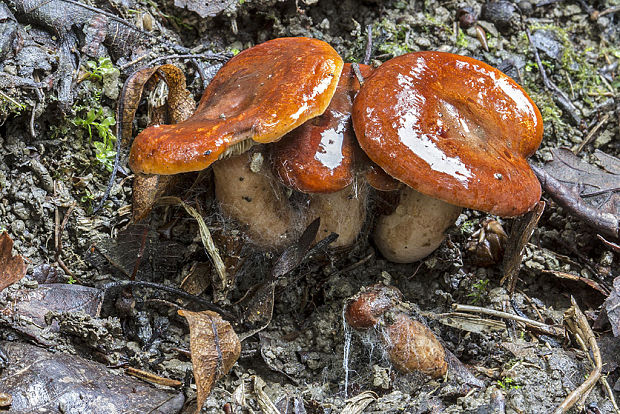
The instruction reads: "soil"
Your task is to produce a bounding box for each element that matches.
[0,0,618,413]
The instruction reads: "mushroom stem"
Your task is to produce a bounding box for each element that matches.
[306,181,368,248]
[373,187,462,263]
[213,152,301,250]
[213,152,368,251]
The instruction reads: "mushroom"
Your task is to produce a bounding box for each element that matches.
[270,64,374,248]
[344,284,448,378]
[129,37,344,249]
[352,51,543,263]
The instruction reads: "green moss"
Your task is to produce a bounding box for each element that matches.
[424,13,453,34]
[0,91,26,119]
[70,58,119,172]
[370,16,453,59]
[455,28,468,48]
[527,89,571,138]
[459,219,477,236]
[372,18,417,57]
[467,279,490,305]
[527,24,606,106]
[497,377,521,390]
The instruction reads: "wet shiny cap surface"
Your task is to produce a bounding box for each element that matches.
[129,37,344,175]
[353,51,543,217]
[271,64,372,193]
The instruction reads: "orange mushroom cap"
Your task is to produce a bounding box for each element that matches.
[352,51,543,217]
[270,64,373,193]
[129,37,344,175]
[365,163,402,192]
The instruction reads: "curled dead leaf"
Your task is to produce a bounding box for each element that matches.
[178,309,240,413]
[120,64,196,221]
[0,232,26,292]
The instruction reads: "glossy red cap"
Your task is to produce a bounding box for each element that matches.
[129,38,344,175]
[365,163,402,192]
[352,51,543,217]
[271,64,373,193]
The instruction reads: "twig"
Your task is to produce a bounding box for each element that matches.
[597,234,620,254]
[596,5,620,18]
[529,163,619,239]
[159,196,229,301]
[147,52,231,67]
[351,63,365,87]
[601,374,620,414]
[541,269,609,296]
[0,90,25,109]
[452,304,565,337]
[103,280,236,321]
[125,366,182,387]
[525,28,582,126]
[553,297,602,414]
[574,113,610,154]
[191,58,208,89]
[29,102,37,138]
[363,24,373,65]
[535,0,563,7]
[119,53,152,70]
[581,187,620,198]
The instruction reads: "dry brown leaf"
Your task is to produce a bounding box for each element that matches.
[538,148,619,239]
[0,232,26,292]
[120,64,195,143]
[544,148,619,196]
[178,309,240,413]
[86,224,184,281]
[120,64,196,221]
[132,174,178,222]
[180,262,212,296]
[3,284,103,326]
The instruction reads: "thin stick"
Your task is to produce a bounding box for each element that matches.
[147,52,231,67]
[553,297,602,413]
[601,375,620,414]
[125,366,182,387]
[160,196,229,301]
[0,90,25,109]
[363,24,373,65]
[453,304,565,337]
[526,28,582,126]
[29,103,37,138]
[597,234,620,253]
[103,280,235,320]
[574,113,610,154]
[351,63,365,87]
[597,5,620,17]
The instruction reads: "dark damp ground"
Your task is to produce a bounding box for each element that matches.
[0,0,618,412]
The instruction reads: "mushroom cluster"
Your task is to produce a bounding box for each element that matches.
[129,37,543,262]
